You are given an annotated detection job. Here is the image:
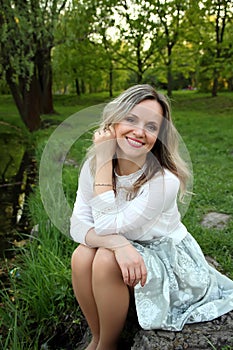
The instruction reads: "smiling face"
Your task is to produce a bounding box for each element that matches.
[114,99,164,168]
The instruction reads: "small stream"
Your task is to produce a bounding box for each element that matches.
[0,132,36,260]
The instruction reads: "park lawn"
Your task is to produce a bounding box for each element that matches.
[0,91,233,349]
[171,92,233,277]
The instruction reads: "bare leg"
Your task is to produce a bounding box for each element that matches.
[71,245,99,350]
[92,248,130,350]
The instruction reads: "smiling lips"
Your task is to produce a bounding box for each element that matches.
[126,136,145,148]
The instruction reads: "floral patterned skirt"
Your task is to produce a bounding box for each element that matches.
[132,233,233,331]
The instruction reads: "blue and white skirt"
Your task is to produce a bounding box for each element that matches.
[132,233,233,331]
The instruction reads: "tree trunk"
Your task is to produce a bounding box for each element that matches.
[23,74,41,131]
[81,80,86,94]
[167,46,173,98]
[5,68,41,132]
[109,65,113,97]
[227,77,233,91]
[212,69,218,97]
[167,64,173,98]
[5,68,24,119]
[136,40,143,83]
[167,69,172,97]
[75,78,81,96]
[37,47,55,114]
[41,64,54,114]
[137,71,143,84]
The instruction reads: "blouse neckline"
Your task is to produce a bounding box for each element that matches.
[114,164,146,186]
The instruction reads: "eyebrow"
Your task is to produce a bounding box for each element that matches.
[127,113,160,126]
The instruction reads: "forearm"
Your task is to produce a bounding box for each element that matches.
[86,228,130,250]
[93,125,116,196]
[94,160,113,195]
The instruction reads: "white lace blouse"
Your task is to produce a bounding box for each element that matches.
[70,159,187,245]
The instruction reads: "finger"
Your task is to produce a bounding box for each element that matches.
[130,263,144,287]
[120,266,130,285]
[140,262,148,287]
[128,268,136,286]
[129,268,138,287]
[131,279,140,287]
[104,129,111,135]
[134,266,142,280]
[96,128,111,137]
[94,130,101,137]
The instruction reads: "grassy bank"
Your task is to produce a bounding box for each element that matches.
[0,91,233,349]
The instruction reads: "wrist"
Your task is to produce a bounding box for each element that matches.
[109,242,131,252]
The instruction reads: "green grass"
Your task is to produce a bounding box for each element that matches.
[0,90,233,349]
[171,92,233,277]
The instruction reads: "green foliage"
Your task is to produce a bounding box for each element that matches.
[1,0,233,101]
[0,0,70,130]
[183,0,233,93]
[0,0,67,76]
[0,184,80,350]
[0,234,79,349]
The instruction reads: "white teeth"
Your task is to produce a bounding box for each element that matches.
[127,138,143,147]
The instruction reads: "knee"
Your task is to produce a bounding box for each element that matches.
[92,248,121,280]
[71,244,96,275]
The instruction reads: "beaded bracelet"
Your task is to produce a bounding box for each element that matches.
[95,183,112,187]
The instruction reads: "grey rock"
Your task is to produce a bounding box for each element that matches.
[201,212,231,229]
[131,311,233,350]
[76,312,233,349]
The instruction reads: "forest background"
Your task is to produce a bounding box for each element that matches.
[0,0,233,131]
[0,1,233,349]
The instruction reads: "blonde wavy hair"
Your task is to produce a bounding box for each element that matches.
[86,84,190,200]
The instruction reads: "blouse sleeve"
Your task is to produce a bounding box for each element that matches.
[89,171,180,236]
[70,160,94,244]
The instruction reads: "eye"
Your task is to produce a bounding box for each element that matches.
[146,124,157,132]
[124,115,136,123]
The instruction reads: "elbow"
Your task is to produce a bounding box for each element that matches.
[70,216,91,245]
[70,223,80,243]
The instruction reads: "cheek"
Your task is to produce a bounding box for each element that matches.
[148,133,158,146]
[115,124,127,138]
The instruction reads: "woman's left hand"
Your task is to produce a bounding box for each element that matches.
[113,244,147,287]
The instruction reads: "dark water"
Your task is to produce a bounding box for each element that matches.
[0,132,35,260]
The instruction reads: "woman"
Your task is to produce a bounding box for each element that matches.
[70,84,233,350]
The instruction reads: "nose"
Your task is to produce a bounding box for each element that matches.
[133,126,145,138]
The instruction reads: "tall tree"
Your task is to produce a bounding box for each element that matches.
[105,0,163,86]
[209,0,233,96]
[53,1,109,95]
[0,0,67,131]
[185,0,233,96]
[82,0,122,96]
[151,0,189,97]
[103,0,189,96]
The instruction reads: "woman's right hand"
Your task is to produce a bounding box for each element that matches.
[93,125,117,164]
[113,244,147,287]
